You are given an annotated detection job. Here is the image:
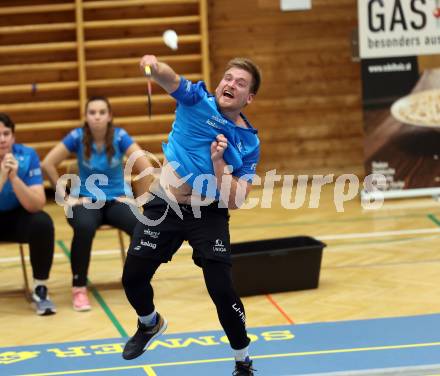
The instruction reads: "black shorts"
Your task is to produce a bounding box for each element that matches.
[127,195,231,266]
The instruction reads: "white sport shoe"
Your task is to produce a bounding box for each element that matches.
[32,285,56,315]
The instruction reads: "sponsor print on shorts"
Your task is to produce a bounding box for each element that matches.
[143,228,160,239]
[133,237,158,251]
[213,239,227,253]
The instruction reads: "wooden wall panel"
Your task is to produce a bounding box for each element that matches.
[0,0,364,180]
[208,0,364,176]
[0,0,209,183]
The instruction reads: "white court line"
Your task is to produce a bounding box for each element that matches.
[1,228,439,264]
[318,228,440,241]
[288,363,440,376]
[0,246,193,264]
[0,249,123,264]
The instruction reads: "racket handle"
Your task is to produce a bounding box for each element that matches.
[144,65,152,77]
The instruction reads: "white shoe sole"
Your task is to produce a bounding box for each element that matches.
[32,296,56,316]
[35,307,57,315]
[73,305,91,312]
[143,318,168,351]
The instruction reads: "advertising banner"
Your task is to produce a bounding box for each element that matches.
[358,0,440,59]
[359,0,440,196]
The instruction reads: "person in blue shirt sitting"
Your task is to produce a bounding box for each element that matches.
[0,113,56,315]
[121,57,261,376]
[42,96,152,312]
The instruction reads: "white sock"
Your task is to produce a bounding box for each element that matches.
[139,310,157,326]
[33,279,48,290]
[234,346,249,362]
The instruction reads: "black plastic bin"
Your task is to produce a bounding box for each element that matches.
[231,236,326,296]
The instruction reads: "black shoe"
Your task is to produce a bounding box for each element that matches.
[122,313,168,360]
[233,357,255,375]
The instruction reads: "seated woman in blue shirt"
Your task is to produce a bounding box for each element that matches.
[0,113,56,316]
[42,96,152,312]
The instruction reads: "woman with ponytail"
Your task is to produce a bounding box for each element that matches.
[42,96,152,311]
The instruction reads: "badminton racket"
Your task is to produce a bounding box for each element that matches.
[144,66,152,119]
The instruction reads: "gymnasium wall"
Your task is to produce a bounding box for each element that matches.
[0,0,365,178]
[208,0,365,177]
[0,0,208,178]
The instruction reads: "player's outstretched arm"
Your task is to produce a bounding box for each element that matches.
[139,55,180,94]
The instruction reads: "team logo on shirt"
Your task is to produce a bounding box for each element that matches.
[29,168,42,177]
[206,115,228,130]
[82,159,92,169]
[71,129,81,139]
[110,156,120,168]
[206,119,222,130]
[211,115,228,125]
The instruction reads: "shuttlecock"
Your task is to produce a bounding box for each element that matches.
[163,29,178,50]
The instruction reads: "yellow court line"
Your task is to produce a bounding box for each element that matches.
[17,341,440,376]
[18,356,233,376]
[142,366,158,376]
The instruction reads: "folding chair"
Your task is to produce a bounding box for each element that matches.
[0,242,31,301]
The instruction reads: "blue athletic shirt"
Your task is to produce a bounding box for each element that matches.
[63,127,134,200]
[0,144,43,211]
[164,77,260,198]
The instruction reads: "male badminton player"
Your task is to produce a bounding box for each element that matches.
[122,55,261,376]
